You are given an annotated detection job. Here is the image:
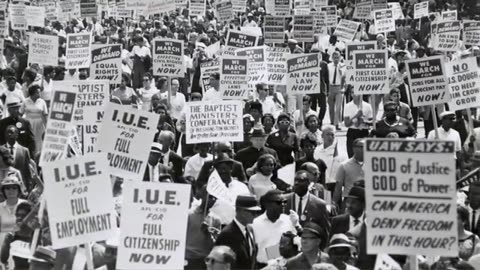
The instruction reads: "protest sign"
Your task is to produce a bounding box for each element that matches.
[445,57,480,111]
[42,153,116,249]
[80,0,97,18]
[364,139,457,256]
[431,21,461,52]
[39,1,58,21]
[353,0,372,20]
[277,163,295,186]
[232,0,246,13]
[26,6,45,27]
[351,50,388,94]
[207,169,236,205]
[286,53,321,95]
[264,16,286,44]
[72,80,108,154]
[126,0,148,10]
[387,2,404,20]
[219,56,249,99]
[414,1,428,19]
[441,10,456,21]
[176,0,188,8]
[375,254,402,270]
[90,44,122,84]
[372,0,387,10]
[319,5,337,27]
[293,15,314,42]
[28,33,59,66]
[457,168,480,190]
[40,84,77,166]
[97,103,159,181]
[185,100,243,144]
[236,46,267,94]
[312,0,327,9]
[117,182,190,270]
[294,0,310,11]
[374,9,395,34]
[0,4,6,36]
[189,0,205,17]
[216,0,233,23]
[152,38,184,77]
[65,33,92,69]
[9,4,26,30]
[224,30,259,56]
[59,1,76,21]
[346,41,377,61]
[200,60,220,93]
[241,26,263,37]
[334,20,361,42]
[405,56,450,107]
[312,11,327,34]
[265,0,290,16]
[463,21,480,46]
[265,46,289,85]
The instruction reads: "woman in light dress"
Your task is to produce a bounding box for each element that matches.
[0,176,26,257]
[22,85,47,155]
[138,72,158,111]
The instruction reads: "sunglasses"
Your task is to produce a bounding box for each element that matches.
[271,200,287,205]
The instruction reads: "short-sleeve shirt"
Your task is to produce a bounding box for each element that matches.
[344,101,373,129]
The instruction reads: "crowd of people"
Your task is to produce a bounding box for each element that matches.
[0,0,479,269]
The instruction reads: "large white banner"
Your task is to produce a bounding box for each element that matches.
[28,33,59,66]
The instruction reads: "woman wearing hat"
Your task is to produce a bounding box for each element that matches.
[0,176,27,259]
[325,234,358,270]
[286,222,329,270]
[111,73,139,108]
[371,101,415,138]
[266,113,299,166]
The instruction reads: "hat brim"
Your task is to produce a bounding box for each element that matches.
[238,205,262,211]
[326,243,355,253]
[344,195,364,201]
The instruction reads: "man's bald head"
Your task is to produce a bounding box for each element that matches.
[216,142,233,157]
[300,162,319,180]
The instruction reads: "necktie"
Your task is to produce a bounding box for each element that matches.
[298,197,303,215]
[245,230,251,256]
[10,146,13,156]
[472,210,477,232]
[354,218,360,226]
[333,65,337,85]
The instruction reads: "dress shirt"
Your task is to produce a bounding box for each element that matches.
[252,213,295,263]
[328,63,344,86]
[5,142,18,160]
[344,101,373,130]
[147,163,160,182]
[427,126,462,158]
[184,153,213,180]
[209,180,250,224]
[314,142,347,183]
[294,193,309,215]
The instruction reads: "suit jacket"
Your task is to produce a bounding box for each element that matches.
[0,117,35,156]
[143,151,184,183]
[6,143,32,191]
[284,193,331,236]
[320,60,329,94]
[174,132,195,158]
[235,146,278,173]
[331,213,350,235]
[197,159,247,185]
[215,221,256,270]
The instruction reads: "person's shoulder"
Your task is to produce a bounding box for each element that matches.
[309,193,326,205]
[286,253,305,266]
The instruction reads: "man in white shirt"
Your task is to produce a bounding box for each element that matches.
[314,125,348,184]
[169,78,186,121]
[427,111,462,160]
[203,73,222,101]
[343,93,373,158]
[184,143,213,181]
[252,189,297,266]
[327,51,345,130]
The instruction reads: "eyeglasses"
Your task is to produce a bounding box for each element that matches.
[204,257,226,264]
[278,120,290,125]
[4,186,18,190]
[143,79,150,82]
[271,200,287,205]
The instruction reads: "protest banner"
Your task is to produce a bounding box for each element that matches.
[445,57,480,111]
[293,15,314,42]
[286,53,321,95]
[59,1,76,22]
[463,21,480,46]
[65,32,92,69]
[117,181,190,270]
[200,60,220,93]
[224,30,259,56]
[364,139,457,256]
[441,10,456,21]
[345,41,377,84]
[97,103,159,181]
[264,16,286,44]
[372,0,387,10]
[266,0,290,16]
[334,20,361,43]
[232,0,246,13]
[312,11,327,34]
[40,84,77,165]
[176,0,188,8]
[126,0,148,10]
[0,4,6,36]
[90,44,122,84]
[405,56,450,107]
[152,38,184,77]
[351,50,388,94]
[42,153,116,249]
[374,8,395,34]
[387,2,404,20]
[26,6,45,27]
[189,0,205,17]
[353,0,372,20]
[265,46,289,85]
[375,254,402,270]
[147,0,175,14]
[28,33,59,66]
[39,1,58,21]
[9,4,27,30]
[216,0,233,23]
[185,100,243,144]
[236,46,267,94]
[72,80,108,154]
[414,1,428,19]
[312,0,327,9]
[207,169,235,205]
[294,0,309,11]
[219,56,249,99]
[457,168,480,190]
[241,26,263,37]
[319,5,337,27]
[80,0,98,18]
[432,21,461,52]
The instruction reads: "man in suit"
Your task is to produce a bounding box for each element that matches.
[197,142,247,186]
[331,186,365,235]
[235,128,278,174]
[309,48,329,128]
[215,195,261,270]
[205,246,237,270]
[284,170,331,236]
[468,181,480,236]
[4,125,32,191]
[0,98,35,156]
[157,130,183,182]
